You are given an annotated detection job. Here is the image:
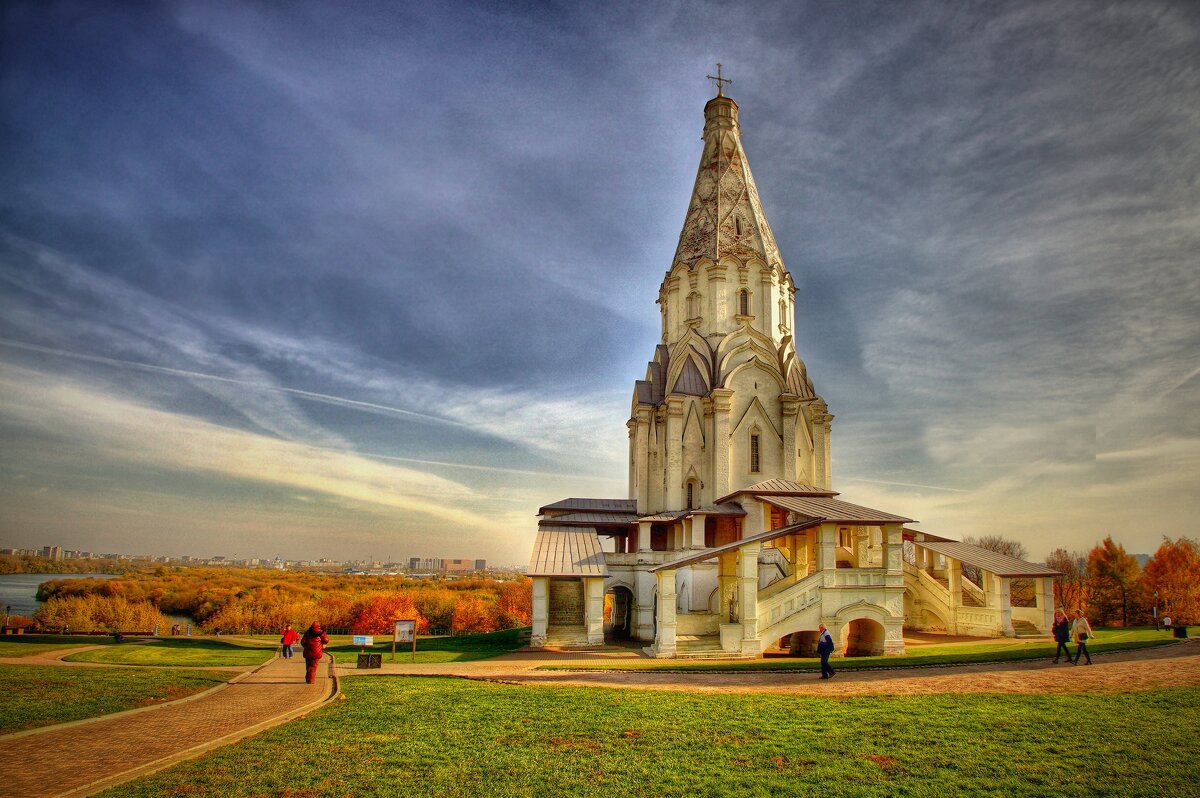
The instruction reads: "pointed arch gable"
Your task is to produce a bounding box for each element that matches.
[682,401,706,448]
[723,357,788,395]
[672,357,708,396]
[730,395,782,441]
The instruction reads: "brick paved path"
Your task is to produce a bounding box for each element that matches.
[0,653,335,798]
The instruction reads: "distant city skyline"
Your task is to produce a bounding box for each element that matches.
[2,544,502,570]
[2,2,1198,563]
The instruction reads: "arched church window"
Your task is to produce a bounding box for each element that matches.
[687,291,700,320]
[738,289,750,317]
[686,481,696,510]
[750,432,760,473]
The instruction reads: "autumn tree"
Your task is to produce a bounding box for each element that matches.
[413,589,458,634]
[495,579,532,628]
[35,595,167,633]
[1046,548,1089,613]
[349,593,429,635]
[451,595,497,634]
[1087,536,1143,626]
[1142,537,1200,625]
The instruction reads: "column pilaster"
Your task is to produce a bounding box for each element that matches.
[665,396,685,510]
[711,389,733,499]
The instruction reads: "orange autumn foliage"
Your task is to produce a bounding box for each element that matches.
[1143,537,1200,625]
[451,595,496,634]
[349,593,429,635]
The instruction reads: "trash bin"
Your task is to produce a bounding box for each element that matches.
[356,653,382,669]
[1173,626,1188,639]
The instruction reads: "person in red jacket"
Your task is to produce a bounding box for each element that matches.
[280,624,300,659]
[301,622,329,684]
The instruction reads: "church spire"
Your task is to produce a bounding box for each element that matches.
[672,71,785,273]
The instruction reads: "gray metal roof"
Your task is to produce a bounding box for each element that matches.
[650,518,823,572]
[692,502,747,516]
[540,512,637,526]
[527,526,609,577]
[638,511,689,522]
[717,479,839,503]
[759,494,913,524]
[917,539,1060,578]
[538,497,638,515]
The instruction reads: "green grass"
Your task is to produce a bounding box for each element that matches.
[63,637,275,667]
[0,634,119,658]
[0,664,239,734]
[102,676,1200,797]
[327,627,528,664]
[540,627,1176,672]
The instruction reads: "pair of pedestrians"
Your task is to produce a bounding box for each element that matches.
[279,622,329,684]
[1052,609,1094,665]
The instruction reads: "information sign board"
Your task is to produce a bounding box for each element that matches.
[353,635,374,647]
[393,618,417,661]
[394,620,415,642]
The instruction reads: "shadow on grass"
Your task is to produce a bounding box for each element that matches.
[329,627,529,664]
[64,636,276,667]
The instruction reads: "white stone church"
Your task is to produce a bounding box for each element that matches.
[528,83,1057,658]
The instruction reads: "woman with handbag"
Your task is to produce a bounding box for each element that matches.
[1071,609,1093,665]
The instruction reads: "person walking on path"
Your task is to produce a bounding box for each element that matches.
[1052,610,1073,663]
[1071,609,1094,665]
[817,623,836,679]
[301,622,329,684]
[280,623,300,659]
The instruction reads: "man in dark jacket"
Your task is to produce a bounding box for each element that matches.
[817,623,836,679]
[301,622,329,684]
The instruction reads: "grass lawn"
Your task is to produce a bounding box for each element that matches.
[327,627,528,665]
[64,637,275,667]
[541,627,1176,672]
[0,634,119,658]
[103,676,1200,797]
[0,664,239,734]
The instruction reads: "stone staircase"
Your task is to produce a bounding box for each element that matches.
[673,634,754,660]
[1011,619,1050,639]
[933,577,985,607]
[544,625,595,647]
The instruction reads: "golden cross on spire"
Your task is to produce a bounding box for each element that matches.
[706,63,732,97]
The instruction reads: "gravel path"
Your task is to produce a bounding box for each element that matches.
[340,639,1200,697]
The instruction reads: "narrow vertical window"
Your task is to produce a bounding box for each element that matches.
[750,433,760,473]
[734,216,743,236]
[739,289,749,316]
[687,482,695,510]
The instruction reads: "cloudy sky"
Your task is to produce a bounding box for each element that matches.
[2,1,1197,565]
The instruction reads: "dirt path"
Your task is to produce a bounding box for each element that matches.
[340,639,1200,697]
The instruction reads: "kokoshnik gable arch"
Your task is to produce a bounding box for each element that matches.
[527,82,1059,658]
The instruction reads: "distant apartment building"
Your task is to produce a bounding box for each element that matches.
[407,557,486,572]
[41,545,64,561]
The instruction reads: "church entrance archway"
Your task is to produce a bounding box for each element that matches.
[604,586,634,641]
[845,618,885,657]
[778,630,819,657]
